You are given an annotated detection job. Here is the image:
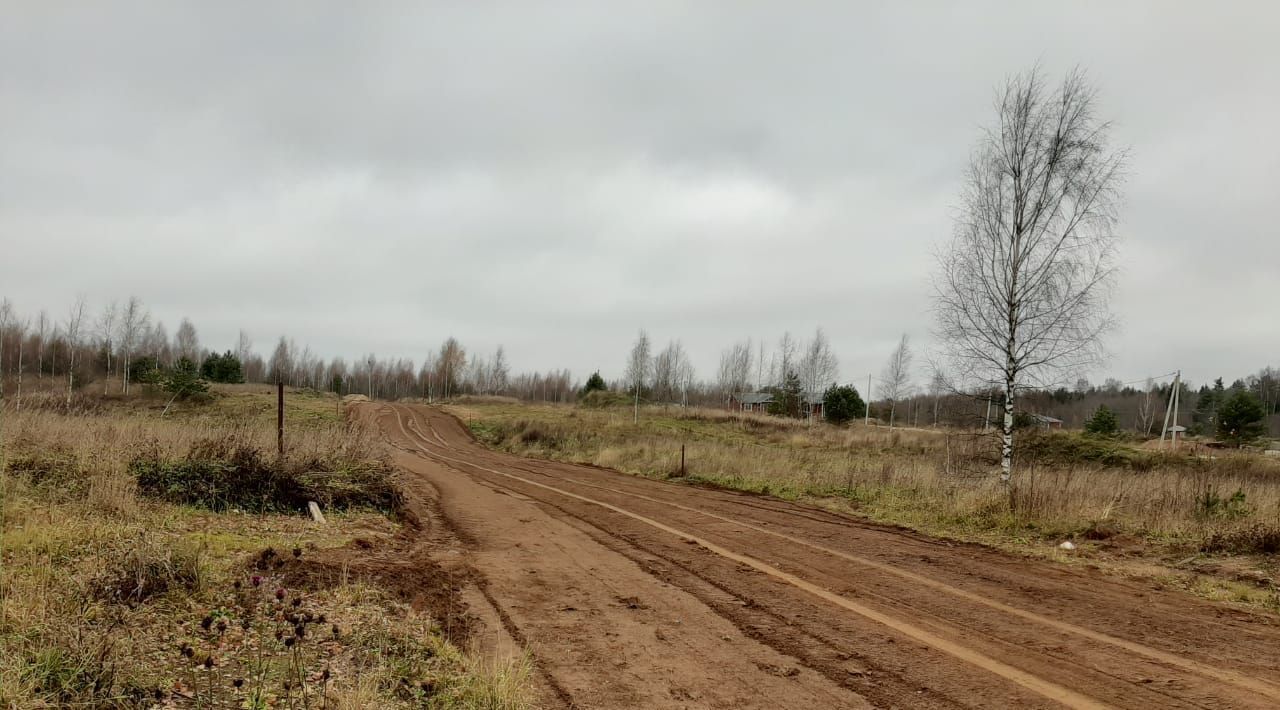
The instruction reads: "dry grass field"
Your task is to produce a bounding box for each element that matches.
[0,384,530,709]
[451,400,1280,611]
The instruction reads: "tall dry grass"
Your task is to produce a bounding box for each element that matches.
[1,391,532,708]
[459,402,1280,548]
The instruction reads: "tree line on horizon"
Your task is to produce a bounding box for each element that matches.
[0,294,1275,441]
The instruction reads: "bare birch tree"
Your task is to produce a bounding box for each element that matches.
[929,370,947,426]
[798,328,839,414]
[269,337,293,385]
[625,330,651,423]
[653,340,692,404]
[236,330,253,368]
[97,302,118,393]
[436,338,465,399]
[878,334,913,429]
[14,317,27,408]
[118,297,148,395]
[775,332,798,386]
[174,317,200,363]
[717,340,753,403]
[149,322,171,367]
[933,67,1125,484]
[35,310,48,379]
[491,346,510,394]
[0,299,11,400]
[1136,378,1157,436]
[64,296,88,405]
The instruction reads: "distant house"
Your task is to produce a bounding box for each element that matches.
[729,391,826,419]
[803,391,826,420]
[1032,414,1063,430]
[730,392,773,413]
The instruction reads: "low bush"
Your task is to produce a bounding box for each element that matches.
[6,445,84,495]
[90,538,207,605]
[577,390,632,408]
[131,436,400,514]
[1194,486,1251,520]
[1017,430,1162,470]
[1202,523,1280,555]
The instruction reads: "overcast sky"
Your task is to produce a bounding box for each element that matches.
[2,2,1276,389]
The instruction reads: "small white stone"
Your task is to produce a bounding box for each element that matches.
[1058,541,1077,550]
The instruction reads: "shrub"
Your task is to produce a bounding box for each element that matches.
[578,390,630,408]
[19,637,121,707]
[6,446,83,495]
[1018,430,1155,469]
[1194,486,1250,520]
[130,438,400,514]
[91,539,206,605]
[1202,523,1280,554]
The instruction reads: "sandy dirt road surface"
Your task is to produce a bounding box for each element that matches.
[362,403,1280,709]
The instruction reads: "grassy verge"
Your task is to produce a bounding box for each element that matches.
[450,400,1280,613]
[1,386,531,708]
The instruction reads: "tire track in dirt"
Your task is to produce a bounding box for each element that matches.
[381,405,874,708]
[394,409,1106,708]
[377,403,1280,708]
[415,431,1280,703]
[420,409,1280,664]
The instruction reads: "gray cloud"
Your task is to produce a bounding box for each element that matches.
[2,2,1277,388]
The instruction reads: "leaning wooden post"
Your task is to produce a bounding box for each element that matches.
[277,381,285,458]
[680,443,686,477]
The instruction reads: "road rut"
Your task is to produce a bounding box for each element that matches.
[368,403,1280,709]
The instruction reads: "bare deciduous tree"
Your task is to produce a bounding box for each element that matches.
[118,296,149,395]
[174,317,200,363]
[929,370,947,426]
[491,346,510,394]
[64,296,88,405]
[878,334,913,429]
[97,301,118,393]
[236,330,253,368]
[933,67,1125,483]
[653,340,694,405]
[14,317,28,408]
[798,328,838,420]
[0,299,11,401]
[717,340,753,403]
[269,337,293,384]
[436,337,466,399]
[774,332,797,388]
[625,329,651,423]
[1136,378,1157,436]
[35,310,48,379]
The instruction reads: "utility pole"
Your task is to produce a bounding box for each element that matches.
[1160,370,1181,448]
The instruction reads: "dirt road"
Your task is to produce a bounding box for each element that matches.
[367,403,1280,709]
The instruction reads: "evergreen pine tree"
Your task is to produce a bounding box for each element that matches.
[1217,390,1266,446]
